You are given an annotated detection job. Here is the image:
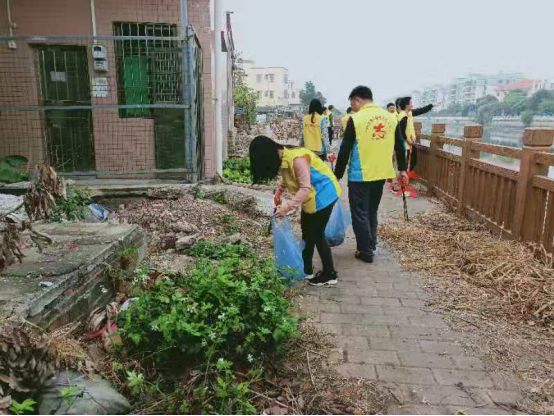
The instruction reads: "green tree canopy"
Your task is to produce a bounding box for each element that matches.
[299,81,327,110]
[234,84,258,126]
[503,89,527,115]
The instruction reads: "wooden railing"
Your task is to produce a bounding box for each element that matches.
[413,123,554,258]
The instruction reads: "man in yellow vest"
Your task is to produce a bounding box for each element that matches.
[335,86,408,263]
[341,107,352,132]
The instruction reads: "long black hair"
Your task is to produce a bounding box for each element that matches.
[398,96,412,110]
[308,98,324,123]
[249,135,284,184]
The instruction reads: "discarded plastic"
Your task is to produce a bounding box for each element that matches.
[272,217,305,281]
[325,202,351,247]
[87,203,109,222]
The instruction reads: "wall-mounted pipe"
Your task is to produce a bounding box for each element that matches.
[6,0,14,36]
[90,0,97,39]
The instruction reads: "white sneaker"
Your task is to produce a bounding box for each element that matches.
[305,273,314,280]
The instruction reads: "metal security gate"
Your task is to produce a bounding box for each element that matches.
[35,45,95,172]
[0,28,203,180]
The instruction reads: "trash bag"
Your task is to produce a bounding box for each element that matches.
[272,217,305,281]
[325,202,351,247]
[86,203,109,222]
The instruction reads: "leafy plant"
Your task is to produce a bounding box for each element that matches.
[223,157,251,184]
[9,398,36,415]
[188,240,253,260]
[118,252,298,368]
[0,155,29,184]
[49,187,92,222]
[219,213,240,235]
[126,371,145,396]
[233,84,258,126]
[59,385,80,408]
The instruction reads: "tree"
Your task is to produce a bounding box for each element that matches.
[503,89,527,115]
[234,84,258,126]
[526,89,554,112]
[299,81,327,110]
[521,110,534,127]
[538,99,554,115]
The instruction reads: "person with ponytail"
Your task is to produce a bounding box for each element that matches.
[249,135,341,286]
[300,99,330,160]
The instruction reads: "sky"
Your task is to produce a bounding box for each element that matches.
[221,0,554,109]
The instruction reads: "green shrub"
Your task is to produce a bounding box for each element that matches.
[49,187,91,222]
[223,157,251,184]
[0,155,29,184]
[118,256,298,367]
[188,240,253,260]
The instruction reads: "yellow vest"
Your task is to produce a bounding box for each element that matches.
[281,147,341,213]
[303,114,325,153]
[348,103,398,182]
[341,114,351,130]
[397,110,416,145]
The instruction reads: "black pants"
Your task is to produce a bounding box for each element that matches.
[408,146,418,170]
[348,180,385,256]
[328,127,334,145]
[301,201,336,275]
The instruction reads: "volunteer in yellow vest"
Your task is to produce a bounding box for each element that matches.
[249,135,342,286]
[300,99,330,160]
[334,86,408,263]
[341,107,352,132]
[327,105,335,145]
[396,96,434,179]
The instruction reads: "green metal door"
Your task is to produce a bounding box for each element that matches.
[36,45,95,173]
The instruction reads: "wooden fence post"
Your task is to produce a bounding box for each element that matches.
[457,125,482,215]
[512,128,554,239]
[429,123,445,190]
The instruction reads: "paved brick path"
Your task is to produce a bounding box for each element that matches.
[297,192,522,415]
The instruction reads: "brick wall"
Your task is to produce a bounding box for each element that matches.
[0,0,215,179]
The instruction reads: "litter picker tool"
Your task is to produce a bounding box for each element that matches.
[400,176,409,222]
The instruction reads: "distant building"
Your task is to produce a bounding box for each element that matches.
[495,79,554,101]
[240,60,300,110]
[444,72,525,106]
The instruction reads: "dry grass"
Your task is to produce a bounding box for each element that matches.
[252,322,392,415]
[380,210,553,327]
[380,208,554,413]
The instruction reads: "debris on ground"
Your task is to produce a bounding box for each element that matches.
[253,322,392,415]
[380,208,554,413]
[270,118,302,144]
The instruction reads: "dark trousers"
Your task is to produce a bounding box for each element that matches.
[408,146,418,170]
[301,201,336,275]
[348,180,385,255]
[328,127,334,145]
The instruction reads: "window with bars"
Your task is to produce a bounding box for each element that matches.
[113,22,182,117]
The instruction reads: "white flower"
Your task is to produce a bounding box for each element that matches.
[263,305,272,312]
[247,354,254,363]
[218,357,225,364]
[217,313,226,320]
[209,331,217,340]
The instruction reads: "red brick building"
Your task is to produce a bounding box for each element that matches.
[0,0,222,180]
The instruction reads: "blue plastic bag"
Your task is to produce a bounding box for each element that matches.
[272,218,305,281]
[325,202,351,247]
[87,203,109,222]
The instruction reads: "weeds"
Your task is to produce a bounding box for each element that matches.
[223,157,251,184]
[49,187,92,222]
[219,213,240,235]
[115,241,298,413]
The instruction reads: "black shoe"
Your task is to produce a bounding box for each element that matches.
[308,271,338,287]
[355,251,374,263]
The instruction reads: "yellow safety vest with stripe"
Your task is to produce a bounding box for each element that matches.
[397,110,416,148]
[341,114,351,130]
[348,103,398,182]
[281,147,341,213]
[303,114,326,153]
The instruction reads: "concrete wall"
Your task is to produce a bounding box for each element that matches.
[0,0,216,179]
